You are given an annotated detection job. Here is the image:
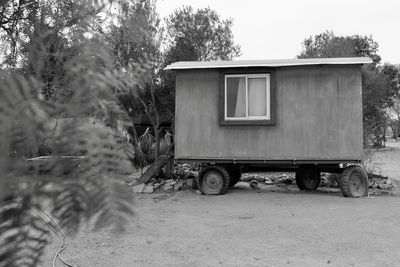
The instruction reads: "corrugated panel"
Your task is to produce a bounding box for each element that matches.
[164,57,372,70]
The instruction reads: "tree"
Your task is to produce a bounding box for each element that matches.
[107,0,166,162]
[298,31,397,145]
[382,63,400,138]
[0,0,106,100]
[163,6,241,65]
[299,30,381,64]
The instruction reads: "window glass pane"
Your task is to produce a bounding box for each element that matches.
[248,78,267,116]
[226,77,246,118]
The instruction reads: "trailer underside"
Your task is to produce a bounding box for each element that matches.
[176,158,368,198]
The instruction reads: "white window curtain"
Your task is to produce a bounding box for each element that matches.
[248,78,267,116]
[235,78,246,117]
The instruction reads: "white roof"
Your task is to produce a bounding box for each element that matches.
[164,57,372,70]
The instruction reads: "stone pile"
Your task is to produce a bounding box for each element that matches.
[132,163,199,194]
[369,176,393,190]
[320,173,340,188]
[132,177,196,194]
[241,173,295,186]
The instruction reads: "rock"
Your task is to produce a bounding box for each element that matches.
[163,184,173,192]
[132,183,145,193]
[377,183,391,190]
[195,190,202,195]
[165,179,174,184]
[143,185,154,193]
[369,180,378,188]
[255,175,265,182]
[249,180,258,188]
[174,181,183,191]
[241,174,254,182]
[165,179,176,186]
[265,179,273,185]
[186,178,194,188]
[153,183,161,190]
[128,173,141,181]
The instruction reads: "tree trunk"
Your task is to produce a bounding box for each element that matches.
[382,119,387,147]
[398,115,400,138]
[150,87,160,159]
[390,125,396,139]
[152,121,160,160]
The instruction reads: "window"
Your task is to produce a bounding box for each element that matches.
[224,74,271,121]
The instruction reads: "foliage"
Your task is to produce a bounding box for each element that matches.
[108,0,160,70]
[107,0,166,160]
[299,30,381,64]
[299,31,399,146]
[0,1,149,266]
[163,6,241,64]
[362,148,382,178]
[121,127,172,170]
[0,43,137,266]
[383,64,400,138]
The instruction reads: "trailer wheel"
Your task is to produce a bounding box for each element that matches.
[226,166,242,188]
[340,166,368,197]
[198,166,230,195]
[296,165,321,191]
[295,174,305,190]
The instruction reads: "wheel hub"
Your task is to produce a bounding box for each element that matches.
[349,173,365,197]
[204,172,222,191]
[303,171,318,188]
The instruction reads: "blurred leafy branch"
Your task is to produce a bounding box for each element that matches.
[0,0,145,266]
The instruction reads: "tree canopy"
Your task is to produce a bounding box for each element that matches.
[299,30,381,64]
[163,6,241,66]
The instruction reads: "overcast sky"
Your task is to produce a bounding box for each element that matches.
[157,0,400,64]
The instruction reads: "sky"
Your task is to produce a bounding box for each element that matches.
[157,0,400,64]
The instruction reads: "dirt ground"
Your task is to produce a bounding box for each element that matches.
[41,141,400,267]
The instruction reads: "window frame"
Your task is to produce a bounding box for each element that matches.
[224,73,271,121]
[220,68,276,126]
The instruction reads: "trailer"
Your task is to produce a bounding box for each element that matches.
[165,57,373,197]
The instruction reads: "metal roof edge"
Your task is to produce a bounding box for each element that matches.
[164,57,373,70]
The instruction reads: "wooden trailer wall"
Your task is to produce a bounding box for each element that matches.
[174,64,363,161]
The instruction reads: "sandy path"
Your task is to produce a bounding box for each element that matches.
[42,185,400,267]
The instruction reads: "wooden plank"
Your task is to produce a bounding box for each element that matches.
[134,154,174,185]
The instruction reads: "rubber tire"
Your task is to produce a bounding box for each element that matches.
[295,171,305,190]
[198,166,230,195]
[226,166,242,188]
[340,166,368,197]
[296,165,321,191]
